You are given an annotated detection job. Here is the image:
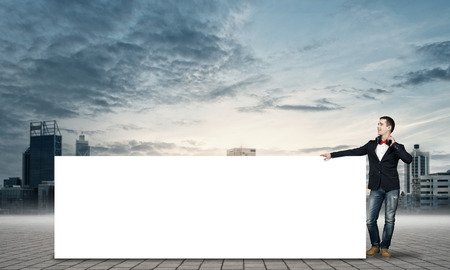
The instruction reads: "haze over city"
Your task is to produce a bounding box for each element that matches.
[1,0,449,184]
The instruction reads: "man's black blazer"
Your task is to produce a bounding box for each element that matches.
[331,140,412,192]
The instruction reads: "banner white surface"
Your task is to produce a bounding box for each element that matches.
[55,156,366,258]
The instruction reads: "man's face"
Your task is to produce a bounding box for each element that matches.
[377,119,391,136]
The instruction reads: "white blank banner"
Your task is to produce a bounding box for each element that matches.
[55,156,366,258]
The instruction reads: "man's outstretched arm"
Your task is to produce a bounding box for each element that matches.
[320,142,370,161]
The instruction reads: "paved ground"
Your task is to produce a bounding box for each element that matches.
[1,214,450,270]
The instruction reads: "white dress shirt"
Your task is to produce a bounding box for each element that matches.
[376,143,389,161]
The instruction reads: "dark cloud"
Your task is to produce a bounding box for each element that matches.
[0,0,258,119]
[237,104,271,113]
[0,109,30,181]
[417,41,450,63]
[237,93,284,113]
[59,128,78,135]
[295,39,335,53]
[393,66,450,87]
[238,96,344,113]
[359,94,376,100]
[298,42,322,52]
[0,0,259,180]
[0,86,80,119]
[107,124,145,131]
[393,41,450,87]
[431,153,450,160]
[329,86,392,100]
[276,104,336,111]
[367,88,391,94]
[276,98,344,112]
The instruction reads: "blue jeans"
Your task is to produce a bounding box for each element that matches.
[367,187,399,249]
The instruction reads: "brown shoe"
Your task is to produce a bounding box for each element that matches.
[366,247,380,256]
[381,248,391,258]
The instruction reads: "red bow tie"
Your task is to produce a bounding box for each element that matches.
[379,140,387,145]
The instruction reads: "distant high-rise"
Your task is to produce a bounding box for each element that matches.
[227,147,256,156]
[405,144,430,193]
[76,134,90,156]
[29,121,62,191]
[404,144,430,208]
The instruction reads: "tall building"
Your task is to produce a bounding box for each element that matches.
[29,121,62,191]
[404,144,430,207]
[76,134,90,156]
[227,147,256,156]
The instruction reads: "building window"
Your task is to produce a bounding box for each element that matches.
[437,192,448,194]
[420,156,426,175]
[437,179,449,182]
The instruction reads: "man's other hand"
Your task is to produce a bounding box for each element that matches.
[320,153,331,160]
[388,136,395,146]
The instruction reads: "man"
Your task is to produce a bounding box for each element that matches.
[321,116,412,258]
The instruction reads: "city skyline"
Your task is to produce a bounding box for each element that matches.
[1,0,450,183]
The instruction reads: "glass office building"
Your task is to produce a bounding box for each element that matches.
[29,121,62,191]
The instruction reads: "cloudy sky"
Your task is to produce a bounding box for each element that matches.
[1,0,449,188]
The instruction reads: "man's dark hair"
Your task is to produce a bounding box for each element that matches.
[380,116,395,133]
